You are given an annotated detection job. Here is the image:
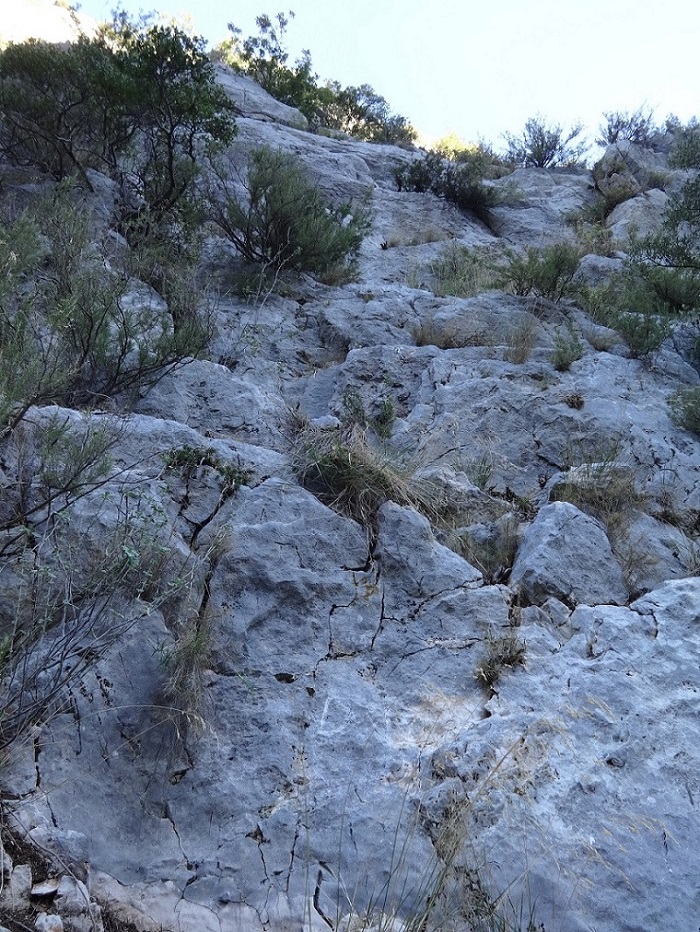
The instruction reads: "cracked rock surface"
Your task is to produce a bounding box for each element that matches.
[2,70,700,932]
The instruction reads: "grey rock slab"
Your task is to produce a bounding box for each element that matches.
[509,501,629,605]
[214,65,308,129]
[606,187,668,241]
[135,358,286,448]
[420,578,700,932]
[489,166,595,245]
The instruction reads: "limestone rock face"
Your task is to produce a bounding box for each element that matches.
[510,501,629,605]
[2,56,700,932]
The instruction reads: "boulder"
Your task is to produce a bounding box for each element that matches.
[510,501,629,605]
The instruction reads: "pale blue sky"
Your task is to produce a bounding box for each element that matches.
[73,0,700,150]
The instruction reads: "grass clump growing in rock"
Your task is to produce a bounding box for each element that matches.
[552,450,645,538]
[475,632,527,691]
[669,387,700,436]
[292,420,442,530]
[550,324,584,370]
[206,145,372,279]
[425,243,502,299]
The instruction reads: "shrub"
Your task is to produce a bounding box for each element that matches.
[668,117,700,169]
[425,243,501,298]
[503,115,588,168]
[0,183,211,423]
[500,242,581,301]
[219,12,415,143]
[319,81,416,144]
[205,146,372,276]
[0,18,237,227]
[596,106,657,147]
[609,310,671,357]
[394,150,502,223]
[550,324,584,370]
[669,387,700,435]
[631,176,700,308]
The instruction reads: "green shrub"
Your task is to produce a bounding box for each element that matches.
[206,146,372,276]
[500,242,581,301]
[669,387,700,435]
[503,115,588,168]
[0,18,237,227]
[0,184,211,423]
[596,106,657,147]
[425,243,501,298]
[394,150,502,223]
[218,12,415,143]
[550,324,584,370]
[668,117,700,169]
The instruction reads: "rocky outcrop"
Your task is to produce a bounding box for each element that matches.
[2,68,700,932]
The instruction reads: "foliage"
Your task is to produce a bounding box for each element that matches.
[456,517,519,584]
[292,420,442,530]
[609,310,672,357]
[505,316,538,363]
[580,272,673,356]
[500,242,581,301]
[317,81,416,144]
[669,387,700,436]
[163,444,251,493]
[0,17,237,226]
[393,149,503,223]
[219,11,415,143]
[503,115,588,168]
[668,117,700,169]
[340,388,396,440]
[475,632,526,690]
[0,183,211,427]
[553,445,645,537]
[425,243,502,299]
[550,323,584,370]
[205,145,372,277]
[596,106,657,147]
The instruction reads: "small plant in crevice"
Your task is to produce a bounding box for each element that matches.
[454,516,520,584]
[475,632,527,692]
[162,444,251,495]
[340,388,396,440]
[291,418,443,531]
[505,316,538,364]
[550,323,584,371]
[669,387,700,436]
[552,447,646,541]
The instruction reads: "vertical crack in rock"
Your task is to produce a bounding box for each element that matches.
[246,824,270,883]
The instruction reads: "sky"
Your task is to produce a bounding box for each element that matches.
[70,0,700,151]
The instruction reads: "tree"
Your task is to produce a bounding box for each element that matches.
[0,16,237,224]
[218,11,415,144]
[503,116,587,168]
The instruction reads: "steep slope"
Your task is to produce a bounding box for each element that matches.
[1,69,700,932]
